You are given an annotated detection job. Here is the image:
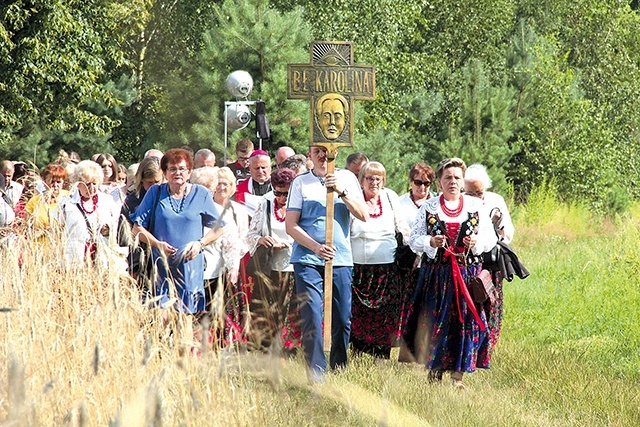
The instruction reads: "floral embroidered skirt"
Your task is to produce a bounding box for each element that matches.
[350,263,413,359]
[477,271,505,367]
[402,262,489,373]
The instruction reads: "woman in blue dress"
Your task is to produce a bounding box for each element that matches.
[131,148,223,314]
[403,158,497,388]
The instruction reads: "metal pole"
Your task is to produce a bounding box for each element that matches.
[224,102,229,165]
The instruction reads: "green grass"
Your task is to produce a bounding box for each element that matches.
[2,193,640,426]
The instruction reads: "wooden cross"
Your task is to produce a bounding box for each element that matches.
[288,41,375,351]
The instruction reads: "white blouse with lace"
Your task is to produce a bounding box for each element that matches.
[409,194,497,260]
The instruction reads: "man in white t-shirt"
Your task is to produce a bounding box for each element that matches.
[285,146,368,382]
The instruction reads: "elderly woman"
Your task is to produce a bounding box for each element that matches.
[118,157,164,290]
[398,163,436,228]
[189,167,241,309]
[403,158,497,388]
[212,166,250,344]
[130,148,223,314]
[246,167,301,352]
[25,163,69,238]
[464,163,515,366]
[349,161,411,359]
[54,160,121,268]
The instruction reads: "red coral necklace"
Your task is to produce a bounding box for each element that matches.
[274,200,286,222]
[367,195,383,218]
[80,194,98,214]
[439,194,463,217]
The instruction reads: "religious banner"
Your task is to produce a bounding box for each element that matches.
[288,41,375,152]
[288,41,376,352]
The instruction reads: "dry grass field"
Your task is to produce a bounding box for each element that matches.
[2,191,640,426]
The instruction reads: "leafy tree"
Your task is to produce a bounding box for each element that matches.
[0,1,134,164]
[108,0,221,163]
[509,28,627,213]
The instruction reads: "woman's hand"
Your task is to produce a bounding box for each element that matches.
[462,235,477,249]
[227,268,239,285]
[258,235,276,248]
[430,235,448,248]
[100,224,110,236]
[183,240,203,261]
[158,241,177,257]
[259,236,288,250]
[314,243,335,260]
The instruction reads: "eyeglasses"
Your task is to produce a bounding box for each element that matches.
[217,182,230,189]
[237,156,250,161]
[167,167,189,174]
[466,190,484,197]
[365,176,383,183]
[273,190,289,197]
[412,179,431,187]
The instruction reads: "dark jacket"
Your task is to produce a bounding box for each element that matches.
[483,241,530,281]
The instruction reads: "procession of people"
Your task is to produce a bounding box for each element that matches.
[0,141,526,388]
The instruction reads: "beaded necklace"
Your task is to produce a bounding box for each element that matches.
[439,194,464,217]
[80,194,98,214]
[273,200,286,222]
[367,195,383,218]
[168,186,187,214]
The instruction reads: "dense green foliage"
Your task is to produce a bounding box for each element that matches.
[2,0,640,212]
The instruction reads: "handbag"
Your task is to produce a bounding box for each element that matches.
[246,199,273,278]
[385,191,415,272]
[469,269,497,304]
[394,231,415,272]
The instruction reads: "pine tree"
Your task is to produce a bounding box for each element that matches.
[170,0,311,159]
[435,59,519,193]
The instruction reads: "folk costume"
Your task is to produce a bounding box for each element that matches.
[246,193,301,351]
[349,188,411,358]
[55,189,122,270]
[403,194,497,375]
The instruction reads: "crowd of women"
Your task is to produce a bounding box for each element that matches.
[1,145,525,388]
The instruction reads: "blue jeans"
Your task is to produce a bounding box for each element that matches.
[293,263,353,377]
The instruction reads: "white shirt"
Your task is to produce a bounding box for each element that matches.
[288,169,364,267]
[246,192,294,272]
[203,202,243,280]
[477,191,514,244]
[4,181,23,208]
[54,190,122,269]
[0,197,15,227]
[397,192,421,228]
[350,188,410,265]
[409,194,497,260]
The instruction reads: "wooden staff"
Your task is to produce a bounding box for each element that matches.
[323,149,337,352]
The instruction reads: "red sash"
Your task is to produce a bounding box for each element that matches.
[444,246,486,332]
